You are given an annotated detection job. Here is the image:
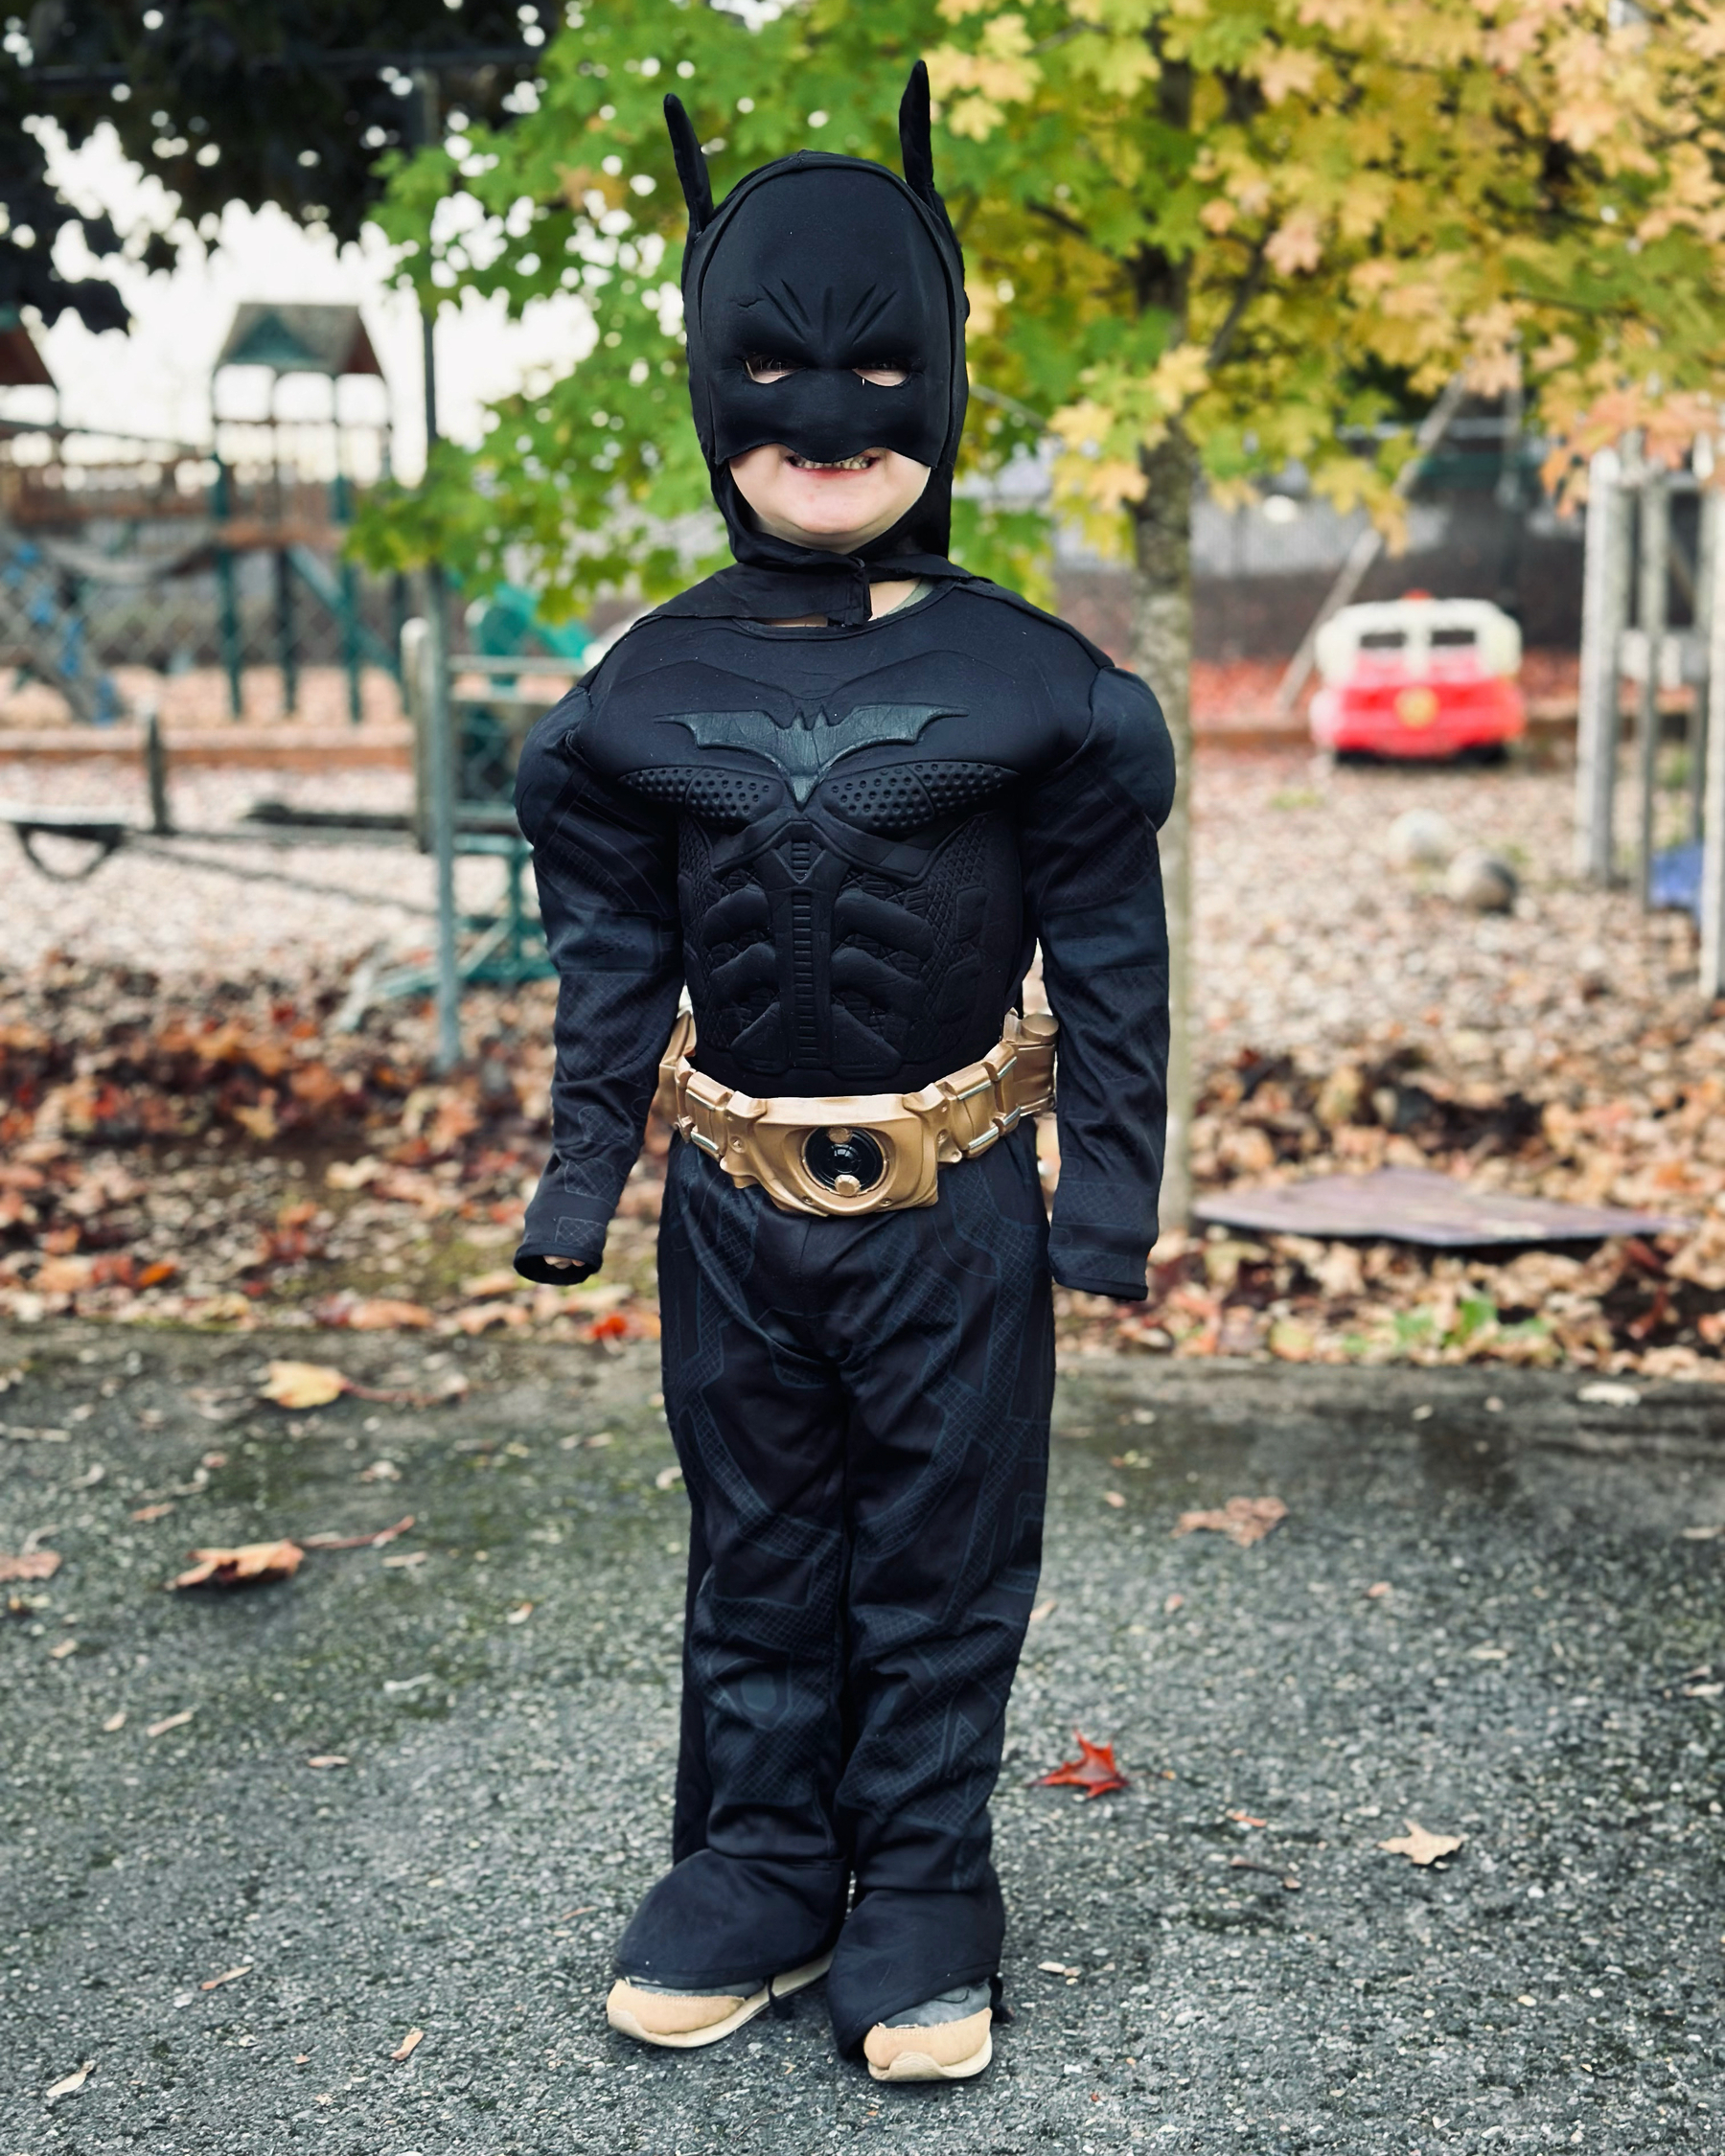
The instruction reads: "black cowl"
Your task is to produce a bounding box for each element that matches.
[662,65,972,626]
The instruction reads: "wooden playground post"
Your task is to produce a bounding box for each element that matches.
[1702,474,1725,1000]
[212,456,244,721]
[1691,476,1717,847]
[1574,446,1631,885]
[1634,466,1669,907]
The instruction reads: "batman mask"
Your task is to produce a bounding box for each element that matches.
[659,66,972,627]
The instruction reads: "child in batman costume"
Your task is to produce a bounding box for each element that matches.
[512,66,1174,2080]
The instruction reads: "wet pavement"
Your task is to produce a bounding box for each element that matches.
[2,1323,1723,2153]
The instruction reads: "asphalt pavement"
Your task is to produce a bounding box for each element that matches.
[3,1324,1723,2154]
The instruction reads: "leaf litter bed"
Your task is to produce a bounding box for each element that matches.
[0,749,1720,1378]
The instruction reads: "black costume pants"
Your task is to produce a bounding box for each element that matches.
[614,1122,1054,2053]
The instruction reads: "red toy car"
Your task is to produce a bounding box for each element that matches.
[1309,595,1527,759]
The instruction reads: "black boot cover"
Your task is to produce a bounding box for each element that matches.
[826,1873,1006,2056]
[613,1848,848,1995]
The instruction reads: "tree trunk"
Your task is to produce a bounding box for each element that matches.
[1130,425,1198,1233]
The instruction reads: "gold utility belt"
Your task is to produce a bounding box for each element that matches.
[652,1010,1058,1219]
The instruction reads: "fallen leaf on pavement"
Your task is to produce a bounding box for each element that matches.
[307,1755,349,1769]
[451,1301,522,1335]
[391,2027,426,2062]
[130,1502,175,1523]
[1036,1960,1083,1977]
[44,2060,93,2102]
[1366,1581,1392,1598]
[1163,1592,1184,1612]
[461,1270,518,1300]
[49,1637,76,1659]
[200,1965,251,1991]
[145,1709,195,1737]
[380,1550,427,1570]
[1103,1490,1127,1508]
[1227,1809,1269,1826]
[172,1539,304,1590]
[506,1601,534,1624]
[300,1516,415,1551]
[654,1463,683,1490]
[0,1548,60,1580]
[1230,1857,1300,1888]
[103,1710,126,1732]
[260,1362,349,1410]
[1378,1821,1464,1867]
[1174,1496,1288,1548]
[1035,1730,1130,1800]
[1027,1598,1057,1625]
[357,1458,402,1482]
[344,1299,434,1331]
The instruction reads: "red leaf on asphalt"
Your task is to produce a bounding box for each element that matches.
[1035,1729,1130,1800]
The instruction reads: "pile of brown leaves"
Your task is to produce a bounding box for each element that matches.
[3,735,1724,1385]
[0,956,661,1342]
[1054,1010,1725,1378]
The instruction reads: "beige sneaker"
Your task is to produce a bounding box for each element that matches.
[606,1951,833,2051]
[863,2006,994,2082]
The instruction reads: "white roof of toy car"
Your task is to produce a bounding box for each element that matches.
[1315,595,1521,681]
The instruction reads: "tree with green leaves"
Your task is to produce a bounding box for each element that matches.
[2,1,548,329]
[362,0,1725,1223]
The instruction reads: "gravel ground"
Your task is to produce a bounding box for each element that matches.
[1192,749,1700,1081]
[3,1328,1722,2152]
[0,762,508,979]
[0,741,1705,1082]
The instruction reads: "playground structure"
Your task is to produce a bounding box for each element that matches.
[1572,444,1725,995]
[0,302,403,731]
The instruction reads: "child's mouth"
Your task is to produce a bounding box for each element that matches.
[785,451,879,472]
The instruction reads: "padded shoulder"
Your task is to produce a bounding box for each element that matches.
[1090,665,1176,829]
[514,683,590,841]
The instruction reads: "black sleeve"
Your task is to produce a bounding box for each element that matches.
[512,688,683,1284]
[1021,665,1175,1301]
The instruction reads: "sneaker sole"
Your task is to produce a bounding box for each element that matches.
[866,2028,994,2083]
[606,1952,834,2051]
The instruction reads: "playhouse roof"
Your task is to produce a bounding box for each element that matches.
[0,307,56,390]
[215,304,383,380]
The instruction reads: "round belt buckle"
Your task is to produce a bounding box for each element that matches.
[802,1124,887,1202]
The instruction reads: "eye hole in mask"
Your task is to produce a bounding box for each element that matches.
[744,355,912,388]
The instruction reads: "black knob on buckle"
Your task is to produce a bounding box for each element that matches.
[803,1125,886,1196]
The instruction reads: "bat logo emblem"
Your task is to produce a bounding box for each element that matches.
[667,703,962,805]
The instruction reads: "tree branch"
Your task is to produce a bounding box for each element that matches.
[1026,196,1097,247]
[1205,238,1268,372]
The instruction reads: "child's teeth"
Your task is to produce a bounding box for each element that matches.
[794,453,873,470]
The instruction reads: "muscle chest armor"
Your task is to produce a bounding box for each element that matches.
[569,587,1097,1096]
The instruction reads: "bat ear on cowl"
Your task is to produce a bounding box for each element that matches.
[663,93,715,233]
[898,59,937,206]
